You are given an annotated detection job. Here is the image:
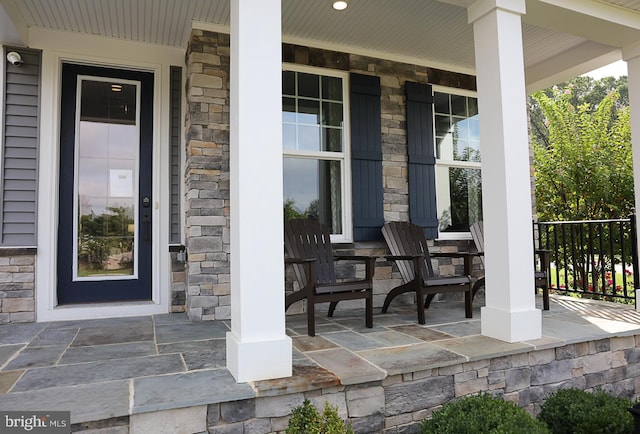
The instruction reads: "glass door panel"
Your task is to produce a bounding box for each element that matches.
[74,78,139,280]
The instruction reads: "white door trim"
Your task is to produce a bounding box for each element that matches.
[32,29,183,321]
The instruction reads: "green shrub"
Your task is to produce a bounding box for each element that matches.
[538,388,634,434]
[286,399,354,434]
[420,393,549,434]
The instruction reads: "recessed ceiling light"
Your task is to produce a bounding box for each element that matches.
[333,1,348,11]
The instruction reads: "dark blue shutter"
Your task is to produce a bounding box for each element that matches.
[350,73,383,241]
[406,82,438,239]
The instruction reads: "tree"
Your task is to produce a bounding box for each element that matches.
[529,75,628,149]
[531,83,633,294]
[531,84,633,221]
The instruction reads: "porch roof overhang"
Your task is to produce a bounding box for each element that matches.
[0,0,640,92]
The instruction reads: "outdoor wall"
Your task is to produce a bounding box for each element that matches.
[0,250,36,323]
[183,29,479,320]
[69,334,640,433]
[184,31,232,321]
[169,251,187,313]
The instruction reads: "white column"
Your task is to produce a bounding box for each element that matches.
[623,44,640,303]
[226,0,292,382]
[468,0,542,342]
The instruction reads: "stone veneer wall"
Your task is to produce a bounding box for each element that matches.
[71,335,640,433]
[0,251,36,323]
[184,29,479,320]
[169,251,186,313]
[184,31,232,320]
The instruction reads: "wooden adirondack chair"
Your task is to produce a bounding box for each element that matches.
[470,221,550,310]
[381,221,474,325]
[284,219,376,336]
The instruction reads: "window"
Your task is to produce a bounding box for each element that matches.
[282,65,351,241]
[434,88,482,235]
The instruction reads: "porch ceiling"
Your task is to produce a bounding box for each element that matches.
[1,0,640,90]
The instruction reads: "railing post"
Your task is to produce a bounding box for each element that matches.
[631,211,640,310]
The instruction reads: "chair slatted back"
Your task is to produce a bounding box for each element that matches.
[382,221,435,283]
[469,221,486,268]
[285,219,337,286]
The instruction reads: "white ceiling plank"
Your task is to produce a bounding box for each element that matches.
[1,0,639,87]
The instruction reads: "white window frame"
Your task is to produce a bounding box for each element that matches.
[433,85,481,241]
[282,63,352,243]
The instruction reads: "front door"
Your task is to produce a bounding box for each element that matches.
[57,63,153,304]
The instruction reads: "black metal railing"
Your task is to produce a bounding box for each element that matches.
[535,216,639,304]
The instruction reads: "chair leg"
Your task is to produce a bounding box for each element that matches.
[307,301,316,337]
[328,301,338,317]
[464,288,473,318]
[543,286,550,311]
[365,292,373,328]
[471,278,485,300]
[382,282,412,313]
[424,294,436,309]
[417,289,426,325]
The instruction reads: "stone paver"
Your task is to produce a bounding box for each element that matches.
[0,370,22,393]
[429,320,482,337]
[365,330,424,347]
[291,335,338,352]
[72,324,154,346]
[182,348,226,370]
[323,331,385,351]
[60,341,156,364]
[157,338,226,354]
[306,348,385,385]
[133,369,254,413]
[389,324,454,342]
[0,380,130,423]
[358,342,466,375]
[12,354,185,391]
[5,345,67,369]
[433,335,533,361]
[155,321,229,344]
[0,344,24,366]
[0,323,47,344]
[0,295,636,427]
[28,328,78,347]
[542,317,613,343]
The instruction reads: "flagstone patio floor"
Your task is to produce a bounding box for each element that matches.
[1,294,640,425]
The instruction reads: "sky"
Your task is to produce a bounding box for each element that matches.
[583,60,628,79]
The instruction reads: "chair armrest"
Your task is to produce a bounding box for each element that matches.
[432,251,481,258]
[334,255,376,261]
[285,257,316,265]
[384,254,422,261]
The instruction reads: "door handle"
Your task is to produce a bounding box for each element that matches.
[142,196,151,243]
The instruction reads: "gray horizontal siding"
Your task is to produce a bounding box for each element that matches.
[169,66,182,245]
[2,47,41,246]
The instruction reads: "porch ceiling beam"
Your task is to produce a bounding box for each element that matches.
[523,0,640,48]
[525,40,621,93]
[0,1,27,46]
